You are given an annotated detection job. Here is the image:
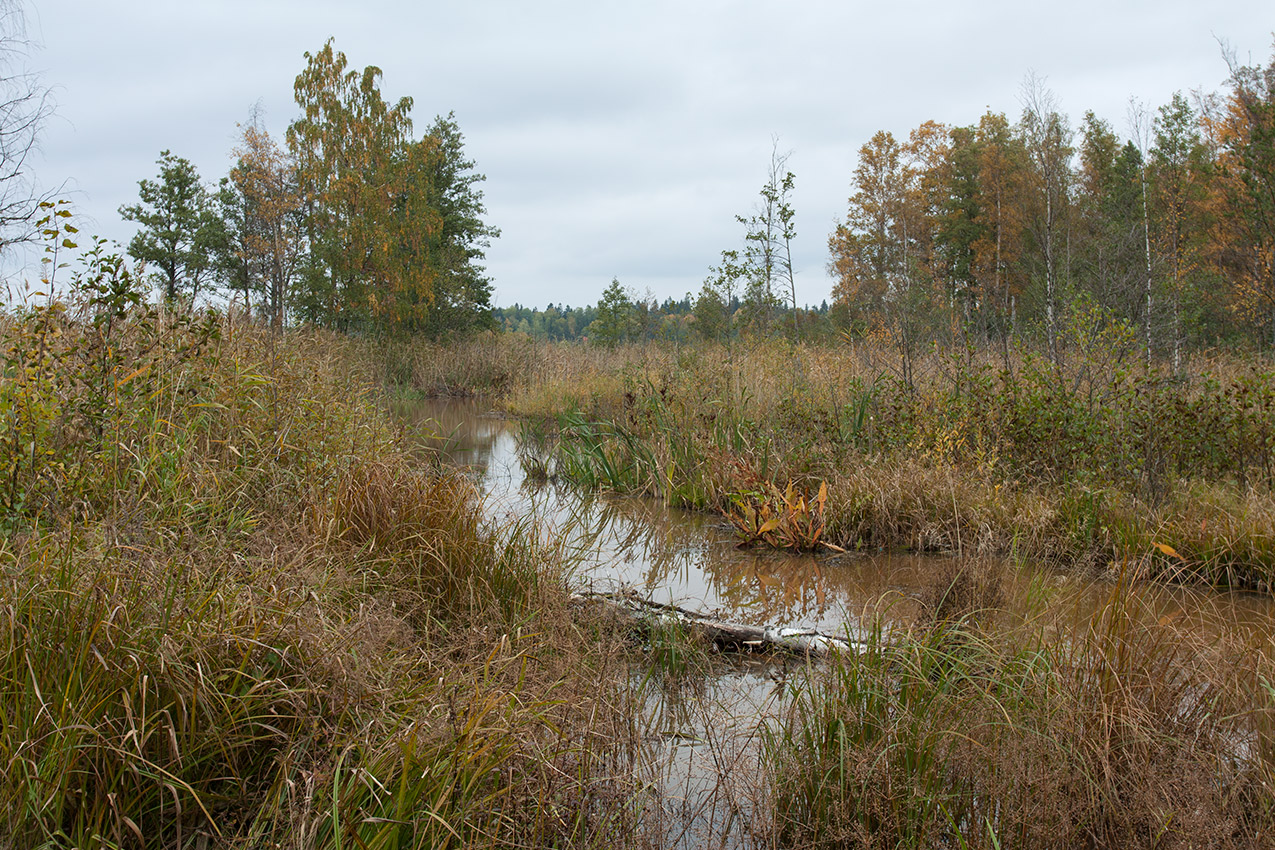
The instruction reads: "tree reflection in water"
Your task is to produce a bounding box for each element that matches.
[398,398,922,633]
[398,398,1275,640]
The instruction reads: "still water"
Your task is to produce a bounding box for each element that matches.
[396,397,1273,638]
[397,396,1274,848]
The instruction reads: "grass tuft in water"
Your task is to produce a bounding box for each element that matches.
[764,576,1274,849]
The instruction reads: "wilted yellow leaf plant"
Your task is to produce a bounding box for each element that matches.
[725,479,839,552]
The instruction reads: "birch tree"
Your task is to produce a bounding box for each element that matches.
[287,39,420,330]
[1019,73,1073,369]
[1128,100,1156,367]
[737,142,795,336]
[229,114,303,330]
[1150,92,1209,371]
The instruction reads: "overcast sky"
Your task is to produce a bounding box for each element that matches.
[26,1,1275,310]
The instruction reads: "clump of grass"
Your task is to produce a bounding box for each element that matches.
[300,627,636,850]
[0,240,640,848]
[1,540,333,848]
[552,413,663,498]
[1101,479,1275,590]
[763,580,1274,849]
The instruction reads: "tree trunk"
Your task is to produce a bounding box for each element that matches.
[573,590,863,657]
[1045,186,1058,370]
[1141,167,1153,369]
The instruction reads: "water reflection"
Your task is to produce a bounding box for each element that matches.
[633,659,778,850]
[397,397,931,633]
[396,397,1275,642]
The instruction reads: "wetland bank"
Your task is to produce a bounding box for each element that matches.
[4,286,1275,847]
[387,334,1275,849]
[405,390,1275,848]
[9,21,1275,847]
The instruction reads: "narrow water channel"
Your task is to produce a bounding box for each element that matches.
[396,396,1275,848]
[397,397,1274,638]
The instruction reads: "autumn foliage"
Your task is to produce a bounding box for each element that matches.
[830,48,1275,364]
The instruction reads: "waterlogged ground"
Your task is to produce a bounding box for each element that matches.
[397,397,1275,848]
[401,397,980,630]
[398,398,1273,634]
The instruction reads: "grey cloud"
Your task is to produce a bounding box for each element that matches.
[28,0,1275,310]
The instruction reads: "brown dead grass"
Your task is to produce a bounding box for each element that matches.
[0,308,642,848]
[767,569,1275,849]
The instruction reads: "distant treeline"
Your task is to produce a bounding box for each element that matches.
[113,39,1275,361]
[493,293,835,344]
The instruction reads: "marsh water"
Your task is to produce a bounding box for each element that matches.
[398,398,1273,637]
[399,398,971,631]
[397,397,1275,848]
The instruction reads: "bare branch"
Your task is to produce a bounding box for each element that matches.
[0,0,57,255]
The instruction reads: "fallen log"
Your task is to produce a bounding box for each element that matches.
[571,588,863,658]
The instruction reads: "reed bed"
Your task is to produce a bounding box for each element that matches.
[18,259,1275,846]
[0,257,640,848]
[118,324,1273,849]
[410,335,1275,590]
[764,561,1275,849]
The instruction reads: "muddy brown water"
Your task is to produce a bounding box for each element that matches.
[396,397,1274,638]
[396,397,1275,848]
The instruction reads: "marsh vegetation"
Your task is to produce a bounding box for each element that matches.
[4,237,1275,848]
[0,251,642,848]
[378,333,1275,849]
[7,19,1275,847]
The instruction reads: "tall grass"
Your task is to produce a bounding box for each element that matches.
[409,334,1275,589]
[0,247,638,847]
[764,564,1275,848]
